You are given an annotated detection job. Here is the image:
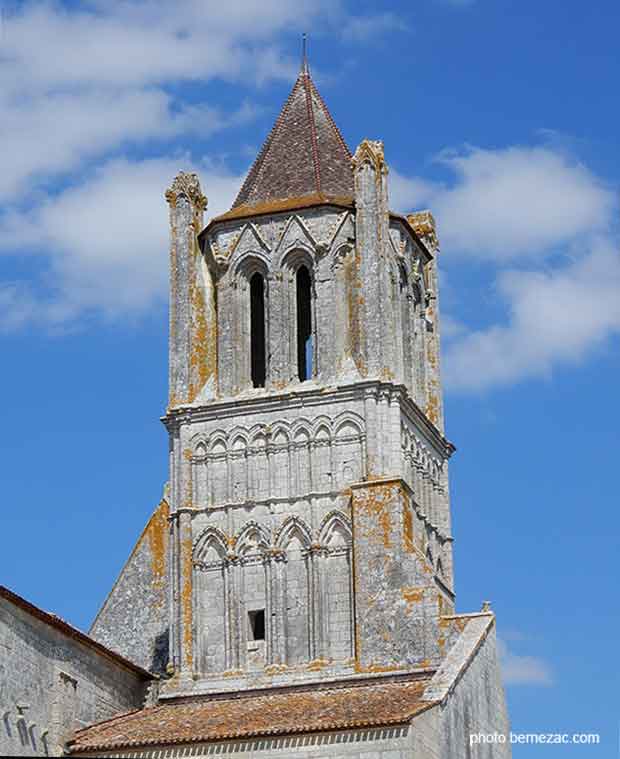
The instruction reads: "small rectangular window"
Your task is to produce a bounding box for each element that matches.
[248,609,265,641]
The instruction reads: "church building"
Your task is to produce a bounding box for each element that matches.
[0,58,511,759]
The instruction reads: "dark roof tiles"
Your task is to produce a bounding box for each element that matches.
[232,69,353,212]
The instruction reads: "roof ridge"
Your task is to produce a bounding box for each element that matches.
[302,71,322,194]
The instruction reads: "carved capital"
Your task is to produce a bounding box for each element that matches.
[268,548,287,563]
[165,171,208,211]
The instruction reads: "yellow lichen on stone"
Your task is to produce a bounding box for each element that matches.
[354,661,408,674]
[146,499,169,608]
[189,273,208,403]
[181,534,193,668]
[403,505,414,553]
[352,483,395,548]
[306,659,330,672]
[402,587,424,603]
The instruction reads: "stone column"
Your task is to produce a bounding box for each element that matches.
[408,211,444,433]
[363,387,379,478]
[270,550,287,665]
[178,511,193,676]
[351,140,391,378]
[226,555,243,670]
[309,544,327,661]
[223,560,231,670]
[166,172,216,406]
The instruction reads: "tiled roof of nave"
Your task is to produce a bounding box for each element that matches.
[68,675,436,753]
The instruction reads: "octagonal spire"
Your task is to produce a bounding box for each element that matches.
[232,64,353,211]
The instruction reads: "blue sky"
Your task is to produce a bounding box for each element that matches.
[1,1,618,755]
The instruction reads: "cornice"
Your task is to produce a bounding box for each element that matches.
[162,379,455,460]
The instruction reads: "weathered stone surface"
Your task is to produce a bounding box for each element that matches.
[416,614,512,758]
[166,172,215,408]
[351,478,450,672]
[89,499,170,674]
[0,589,149,757]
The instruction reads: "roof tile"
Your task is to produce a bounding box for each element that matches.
[68,676,435,753]
[233,70,353,209]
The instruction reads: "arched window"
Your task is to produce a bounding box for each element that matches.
[296,266,312,381]
[250,272,266,387]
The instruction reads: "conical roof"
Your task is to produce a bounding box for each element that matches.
[231,66,354,211]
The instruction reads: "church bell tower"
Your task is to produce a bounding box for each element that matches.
[162,61,456,695]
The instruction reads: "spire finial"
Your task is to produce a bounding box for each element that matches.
[301,33,309,75]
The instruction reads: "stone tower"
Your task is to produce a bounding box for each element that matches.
[161,62,457,695]
[74,58,511,759]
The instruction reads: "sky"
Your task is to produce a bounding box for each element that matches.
[1,0,618,755]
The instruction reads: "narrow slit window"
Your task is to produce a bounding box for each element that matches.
[296,266,313,381]
[248,609,265,641]
[250,273,266,388]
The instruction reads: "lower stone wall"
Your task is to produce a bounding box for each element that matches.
[414,614,511,759]
[0,593,149,757]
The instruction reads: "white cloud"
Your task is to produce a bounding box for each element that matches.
[391,146,615,261]
[0,0,411,329]
[0,0,349,201]
[0,158,244,324]
[498,638,553,687]
[444,237,620,391]
[0,90,255,201]
[390,141,620,392]
[0,1,328,95]
[389,170,438,213]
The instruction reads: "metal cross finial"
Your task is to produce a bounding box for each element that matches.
[301,33,309,74]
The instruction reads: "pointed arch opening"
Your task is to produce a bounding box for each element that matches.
[250,272,266,387]
[296,265,313,381]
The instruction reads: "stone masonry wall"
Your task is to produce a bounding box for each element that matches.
[0,595,148,757]
[415,614,512,759]
[162,378,454,695]
[350,478,452,673]
[90,499,169,674]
